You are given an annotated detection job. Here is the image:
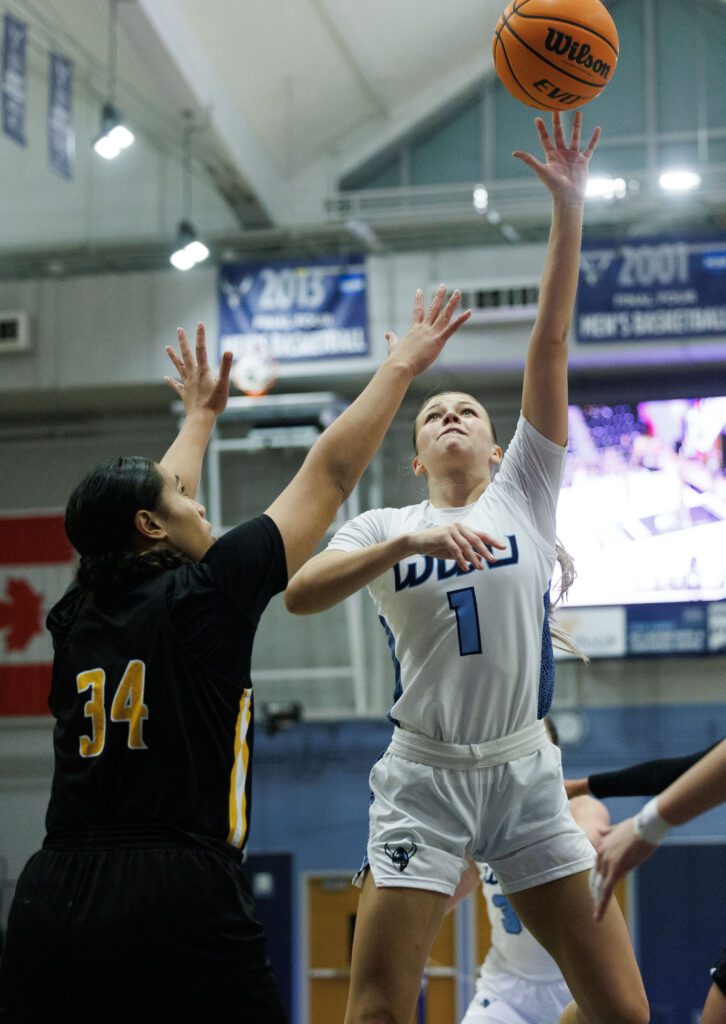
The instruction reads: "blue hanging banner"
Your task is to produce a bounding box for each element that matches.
[219,257,368,363]
[48,53,74,179]
[2,13,27,145]
[576,237,726,343]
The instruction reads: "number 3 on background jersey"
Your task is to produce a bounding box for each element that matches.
[447,587,483,656]
[76,660,149,757]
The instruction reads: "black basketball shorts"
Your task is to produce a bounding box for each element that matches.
[0,832,287,1022]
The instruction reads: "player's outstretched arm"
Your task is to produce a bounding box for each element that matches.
[592,738,726,920]
[160,323,233,498]
[285,523,505,614]
[266,287,471,579]
[514,111,600,446]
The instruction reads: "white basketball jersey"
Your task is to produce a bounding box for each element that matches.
[327,416,565,744]
[481,863,564,983]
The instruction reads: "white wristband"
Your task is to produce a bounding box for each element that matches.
[633,797,671,846]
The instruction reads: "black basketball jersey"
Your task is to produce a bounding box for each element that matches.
[44,515,287,849]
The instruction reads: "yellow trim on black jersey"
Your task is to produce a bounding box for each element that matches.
[227,689,253,848]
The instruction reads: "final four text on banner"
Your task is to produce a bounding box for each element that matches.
[2,12,27,146]
[0,513,75,716]
[576,237,726,344]
[218,257,368,366]
[48,53,74,180]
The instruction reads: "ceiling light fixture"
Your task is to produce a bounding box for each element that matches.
[473,184,489,213]
[659,169,702,192]
[93,1,134,159]
[586,176,627,201]
[170,111,209,271]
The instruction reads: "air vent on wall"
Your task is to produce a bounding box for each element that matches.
[457,282,540,324]
[0,311,31,353]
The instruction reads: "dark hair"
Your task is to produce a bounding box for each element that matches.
[412,391,498,454]
[65,456,188,595]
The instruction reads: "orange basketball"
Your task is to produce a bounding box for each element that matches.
[492,0,619,111]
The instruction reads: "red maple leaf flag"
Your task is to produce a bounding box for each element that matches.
[0,577,45,651]
[0,514,76,715]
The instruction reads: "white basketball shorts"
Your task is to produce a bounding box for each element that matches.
[355,720,595,896]
[460,965,571,1024]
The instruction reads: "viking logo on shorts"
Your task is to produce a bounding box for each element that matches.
[384,840,417,872]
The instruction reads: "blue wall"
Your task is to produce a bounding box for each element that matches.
[249,704,726,864]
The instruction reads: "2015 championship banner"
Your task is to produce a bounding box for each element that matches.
[576,237,726,344]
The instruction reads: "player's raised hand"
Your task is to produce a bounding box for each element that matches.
[513,111,600,205]
[165,323,233,417]
[384,286,472,377]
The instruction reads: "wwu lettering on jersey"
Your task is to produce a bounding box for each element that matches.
[393,535,519,592]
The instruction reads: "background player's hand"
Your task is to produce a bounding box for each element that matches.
[564,777,591,800]
[165,323,233,417]
[384,286,471,377]
[590,817,656,921]
[406,523,506,573]
[513,111,600,206]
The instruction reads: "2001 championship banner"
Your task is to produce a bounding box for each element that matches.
[576,237,726,343]
[218,257,368,363]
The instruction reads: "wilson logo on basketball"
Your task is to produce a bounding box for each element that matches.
[543,29,612,80]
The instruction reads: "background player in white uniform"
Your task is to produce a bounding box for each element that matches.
[450,720,610,1024]
[286,114,648,1024]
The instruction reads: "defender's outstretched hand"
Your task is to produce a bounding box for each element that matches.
[384,285,471,377]
[513,111,600,205]
[590,818,656,921]
[165,323,233,417]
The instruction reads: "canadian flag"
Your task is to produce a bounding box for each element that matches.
[0,513,76,715]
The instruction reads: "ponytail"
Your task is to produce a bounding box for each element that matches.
[549,540,589,663]
[77,548,190,597]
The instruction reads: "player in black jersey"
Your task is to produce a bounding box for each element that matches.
[0,297,471,1022]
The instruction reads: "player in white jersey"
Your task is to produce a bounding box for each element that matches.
[451,720,610,1024]
[286,113,648,1024]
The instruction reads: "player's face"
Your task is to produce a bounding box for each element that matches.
[413,393,499,478]
[154,466,215,560]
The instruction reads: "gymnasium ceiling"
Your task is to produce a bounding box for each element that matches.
[2,0,726,276]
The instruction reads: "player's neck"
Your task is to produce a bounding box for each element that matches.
[427,471,489,509]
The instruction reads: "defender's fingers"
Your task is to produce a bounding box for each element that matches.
[440,309,472,341]
[438,288,462,323]
[177,327,194,372]
[217,350,233,388]
[595,878,614,921]
[582,125,601,160]
[412,288,425,323]
[427,284,447,323]
[163,375,184,397]
[569,110,582,151]
[195,323,209,370]
[165,345,187,380]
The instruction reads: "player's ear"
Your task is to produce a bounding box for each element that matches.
[134,509,167,542]
[412,455,427,477]
[490,445,503,468]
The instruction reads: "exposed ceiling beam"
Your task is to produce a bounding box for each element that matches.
[136,0,287,227]
[308,0,389,119]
